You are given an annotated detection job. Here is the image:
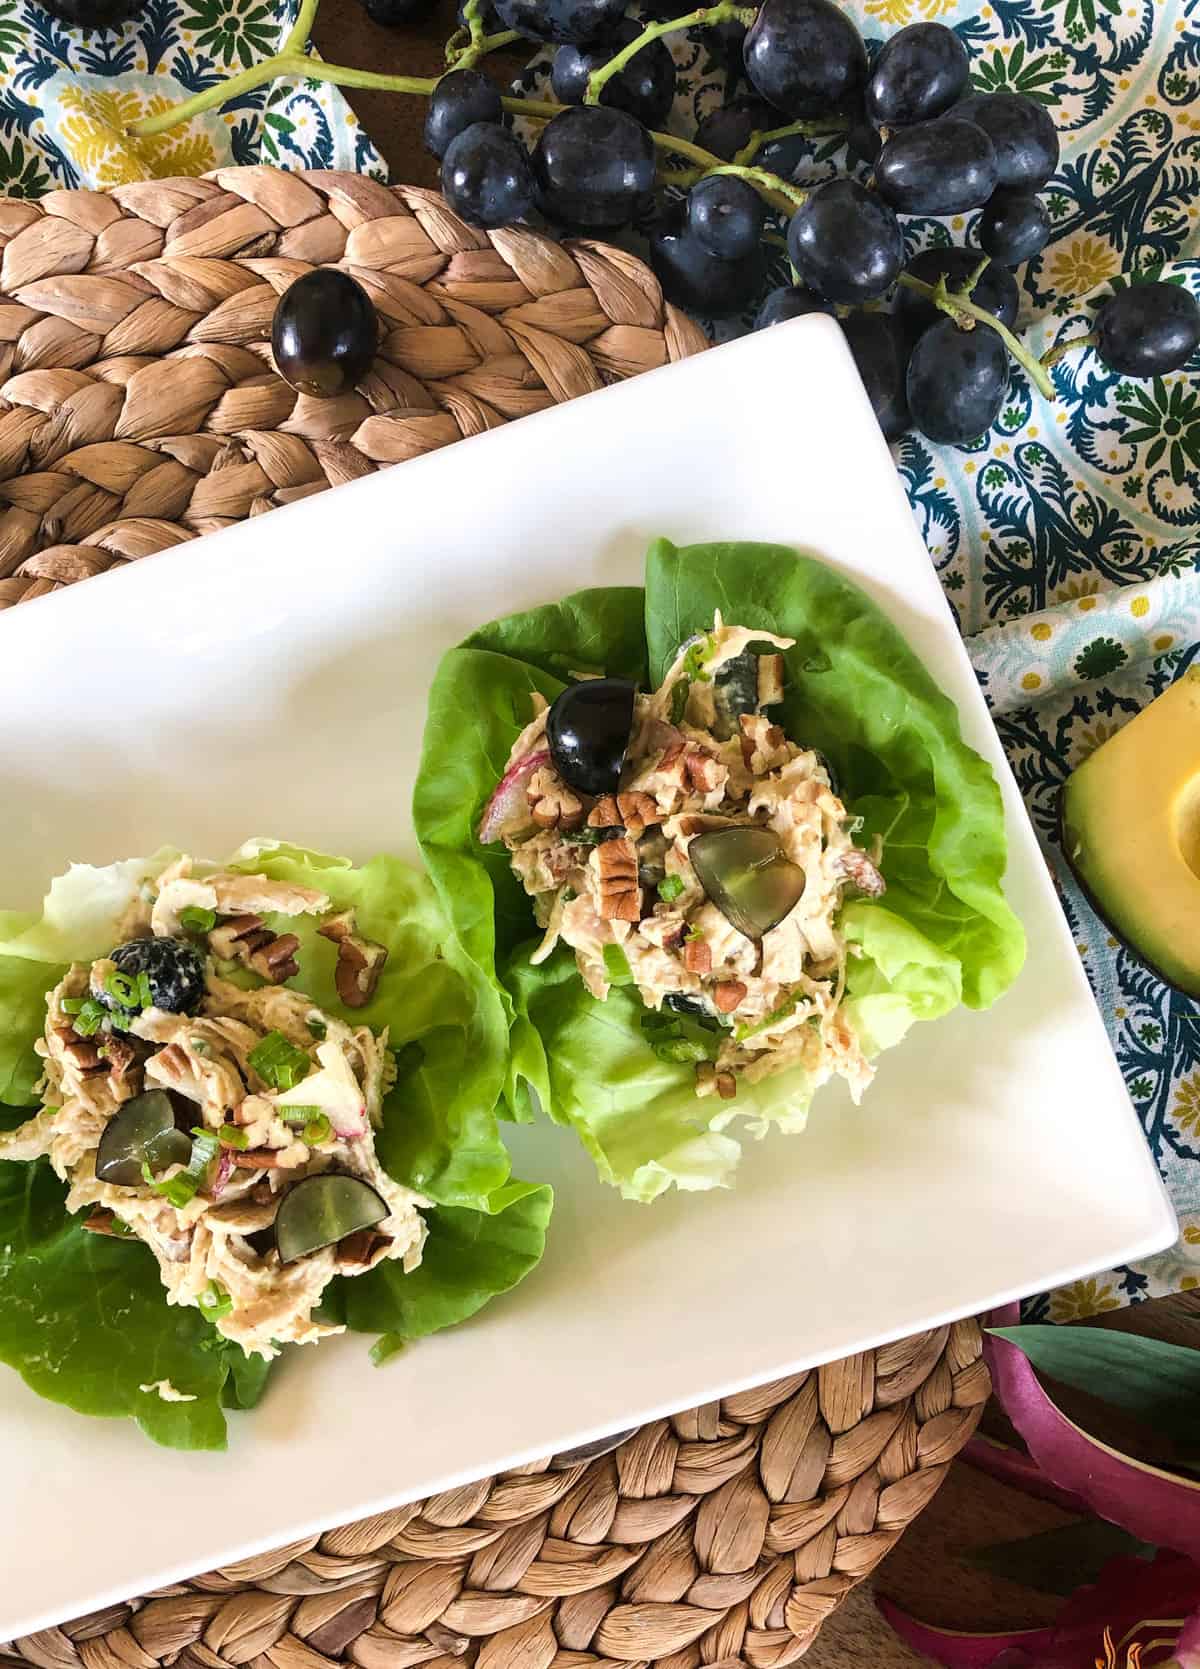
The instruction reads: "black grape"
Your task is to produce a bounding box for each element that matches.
[441,122,535,228]
[840,312,913,441]
[743,0,867,118]
[687,175,765,260]
[694,96,775,161]
[978,190,1051,266]
[649,204,767,316]
[1094,282,1200,377]
[892,246,1019,339]
[551,19,675,127]
[532,105,655,229]
[755,285,834,329]
[787,178,904,304]
[955,92,1059,192]
[846,115,882,166]
[865,23,968,127]
[360,0,436,21]
[907,316,1009,444]
[495,0,624,44]
[424,69,503,161]
[875,117,997,214]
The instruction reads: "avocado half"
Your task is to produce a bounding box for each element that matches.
[1060,665,1200,996]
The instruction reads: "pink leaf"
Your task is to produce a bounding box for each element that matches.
[962,1433,1091,1516]
[875,1595,1054,1668]
[478,748,551,844]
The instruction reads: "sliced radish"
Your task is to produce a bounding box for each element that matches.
[478,748,551,844]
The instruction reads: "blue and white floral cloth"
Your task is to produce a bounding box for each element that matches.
[3,0,1199,1316]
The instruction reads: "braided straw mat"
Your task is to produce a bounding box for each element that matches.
[0,164,989,1659]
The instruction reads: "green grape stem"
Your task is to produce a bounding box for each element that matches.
[449,0,520,70]
[731,117,847,167]
[585,4,756,106]
[1040,330,1099,369]
[896,272,1056,400]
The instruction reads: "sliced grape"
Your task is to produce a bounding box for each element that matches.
[689,827,806,940]
[95,1090,192,1188]
[274,1174,389,1265]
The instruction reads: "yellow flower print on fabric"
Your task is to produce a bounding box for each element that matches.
[58,85,216,187]
[1046,236,1119,298]
[866,0,954,23]
[1174,1071,1200,1137]
[1049,1277,1120,1321]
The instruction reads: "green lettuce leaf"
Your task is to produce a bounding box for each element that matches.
[414,538,1025,1202]
[0,843,550,1446]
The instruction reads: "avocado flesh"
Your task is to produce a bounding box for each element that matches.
[1061,665,1200,995]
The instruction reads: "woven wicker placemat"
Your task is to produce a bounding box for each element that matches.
[0,165,988,1657]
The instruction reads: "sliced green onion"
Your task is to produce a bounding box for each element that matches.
[653,1036,710,1064]
[684,924,705,943]
[108,1216,135,1238]
[198,1280,233,1321]
[136,972,154,1008]
[279,1104,322,1124]
[657,874,685,903]
[735,993,799,1043]
[180,906,217,934]
[217,1123,249,1150]
[142,1128,220,1209]
[603,943,635,986]
[670,682,688,726]
[369,1334,405,1367]
[105,970,140,1008]
[306,1016,327,1041]
[108,1009,136,1033]
[72,999,107,1037]
[248,1031,311,1090]
[302,1113,332,1146]
[61,997,86,1014]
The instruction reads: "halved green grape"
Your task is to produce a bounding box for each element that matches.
[95,1090,192,1187]
[688,827,806,940]
[274,1174,389,1265]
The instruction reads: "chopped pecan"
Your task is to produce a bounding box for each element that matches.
[757,654,786,707]
[232,1149,289,1169]
[616,791,661,839]
[684,752,723,793]
[318,908,389,1009]
[838,849,886,898]
[337,1228,391,1268]
[658,738,686,770]
[54,1026,106,1074]
[526,766,584,832]
[587,794,623,829]
[210,913,301,984]
[738,715,789,773]
[712,981,748,1014]
[715,1071,737,1101]
[82,1208,123,1237]
[150,1042,192,1086]
[100,1032,141,1087]
[684,937,712,975]
[595,837,641,923]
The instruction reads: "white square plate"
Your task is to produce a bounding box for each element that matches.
[0,316,1173,1639]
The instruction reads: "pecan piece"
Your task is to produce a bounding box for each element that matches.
[715,1071,737,1100]
[757,654,785,707]
[526,766,584,832]
[595,836,641,923]
[684,751,723,793]
[684,937,712,975]
[318,908,389,1009]
[337,1228,391,1268]
[101,1032,140,1087]
[54,1026,106,1075]
[210,913,300,985]
[616,791,661,839]
[82,1208,124,1237]
[712,981,748,1014]
[587,794,623,829]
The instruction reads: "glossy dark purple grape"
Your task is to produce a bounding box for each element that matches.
[978,190,1051,266]
[744,0,867,118]
[360,0,436,22]
[846,115,882,166]
[875,117,997,214]
[495,0,624,44]
[1094,282,1200,377]
[892,246,1019,340]
[272,269,377,399]
[550,19,675,127]
[694,96,775,161]
[840,312,912,441]
[649,203,768,317]
[865,23,968,127]
[787,178,904,304]
[548,678,636,795]
[687,174,765,260]
[441,121,535,228]
[954,92,1059,192]
[424,69,503,161]
[754,285,834,329]
[532,105,655,229]
[907,315,1009,445]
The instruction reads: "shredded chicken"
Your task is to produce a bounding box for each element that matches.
[0,857,427,1359]
[483,615,884,1101]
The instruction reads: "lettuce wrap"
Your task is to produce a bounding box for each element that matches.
[414,538,1025,1202]
[0,841,550,1449]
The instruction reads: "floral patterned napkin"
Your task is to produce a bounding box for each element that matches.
[3,0,1199,1315]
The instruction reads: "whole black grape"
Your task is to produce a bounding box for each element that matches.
[893,246,1019,340]
[649,203,768,317]
[841,312,913,441]
[272,269,377,398]
[441,121,535,228]
[907,315,1009,445]
[532,105,655,229]
[846,114,882,166]
[978,190,1051,267]
[424,69,503,162]
[694,96,775,161]
[954,92,1059,192]
[687,175,765,260]
[787,178,905,304]
[865,23,969,128]
[744,0,867,118]
[34,0,144,24]
[359,0,437,21]
[495,0,624,44]
[1093,282,1200,377]
[875,117,998,214]
[755,285,834,329]
[551,19,675,127]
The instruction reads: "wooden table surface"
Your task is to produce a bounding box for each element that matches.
[306,5,1193,1656]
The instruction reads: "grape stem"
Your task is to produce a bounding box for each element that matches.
[897,272,1056,400]
[731,118,847,167]
[707,162,807,214]
[585,3,756,106]
[449,0,520,71]
[1040,331,1098,369]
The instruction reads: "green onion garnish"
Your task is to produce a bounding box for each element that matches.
[369,1334,405,1367]
[217,1123,249,1150]
[279,1104,321,1123]
[306,1016,327,1041]
[136,972,154,1008]
[61,997,85,1014]
[653,1037,710,1064]
[248,1031,310,1090]
[602,943,635,986]
[72,998,108,1037]
[180,906,217,934]
[105,970,140,1009]
[108,1216,135,1238]
[142,1129,220,1210]
[198,1281,233,1321]
[657,874,685,903]
[302,1113,332,1146]
[735,993,799,1043]
[684,924,705,943]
